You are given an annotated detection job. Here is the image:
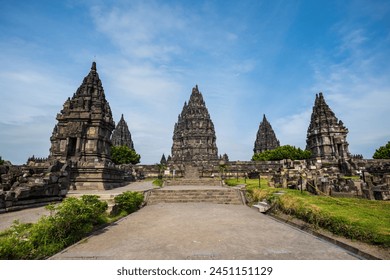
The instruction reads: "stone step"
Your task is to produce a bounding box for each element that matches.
[146,189,243,205]
[165,179,222,186]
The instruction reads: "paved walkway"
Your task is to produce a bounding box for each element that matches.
[51,202,359,260]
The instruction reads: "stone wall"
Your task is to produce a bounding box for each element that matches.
[0,161,70,213]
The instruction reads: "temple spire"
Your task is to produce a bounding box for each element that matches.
[171,85,218,164]
[306,92,350,160]
[254,114,280,154]
[49,62,114,162]
[111,114,134,150]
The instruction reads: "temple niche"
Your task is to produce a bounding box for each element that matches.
[306,92,350,161]
[49,62,124,190]
[254,114,280,154]
[111,114,134,150]
[169,85,219,175]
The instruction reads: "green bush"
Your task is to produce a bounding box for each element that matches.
[0,195,108,259]
[373,141,390,159]
[114,191,144,214]
[111,145,141,164]
[252,145,312,161]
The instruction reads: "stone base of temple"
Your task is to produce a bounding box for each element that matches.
[70,162,126,190]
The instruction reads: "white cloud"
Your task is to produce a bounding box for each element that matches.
[274,109,311,149]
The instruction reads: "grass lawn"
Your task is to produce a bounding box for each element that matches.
[226,178,390,248]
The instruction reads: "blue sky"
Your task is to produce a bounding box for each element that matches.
[0,0,389,164]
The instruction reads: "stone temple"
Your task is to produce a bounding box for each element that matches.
[253,114,280,154]
[169,85,218,177]
[111,114,134,150]
[306,92,350,161]
[49,62,123,189]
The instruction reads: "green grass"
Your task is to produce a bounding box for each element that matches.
[225,178,268,188]
[226,178,390,248]
[152,178,163,187]
[341,175,361,181]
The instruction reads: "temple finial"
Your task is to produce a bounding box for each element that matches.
[91,61,97,71]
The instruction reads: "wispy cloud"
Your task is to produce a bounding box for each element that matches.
[1,0,389,164]
[309,19,390,157]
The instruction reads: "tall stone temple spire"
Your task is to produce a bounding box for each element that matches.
[306,92,350,160]
[170,85,218,164]
[49,62,115,162]
[254,114,280,154]
[111,114,134,150]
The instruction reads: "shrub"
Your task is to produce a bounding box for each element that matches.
[114,191,144,214]
[373,141,390,159]
[111,145,141,164]
[0,195,108,259]
[0,222,35,259]
[252,145,312,161]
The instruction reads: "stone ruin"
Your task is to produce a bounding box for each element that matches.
[1,62,134,211]
[306,92,350,161]
[168,85,219,179]
[111,114,134,150]
[254,114,280,154]
[0,160,69,213]
[1,61,389,204]
[49,62,125,190]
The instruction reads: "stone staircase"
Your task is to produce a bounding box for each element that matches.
[164,178,222,186]
[146,188,244,205]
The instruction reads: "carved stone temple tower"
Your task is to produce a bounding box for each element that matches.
[49,62,114,162]
[170,85,218,176]
[306,92,350,161]
[49,62,123,189]
[111,114,134,150]
[253,114,280,154]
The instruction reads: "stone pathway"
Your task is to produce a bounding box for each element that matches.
[0,205,50,232]
[51,202,360,260]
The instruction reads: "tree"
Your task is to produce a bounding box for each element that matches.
[252,145,312,161]
[373,141,390,159]
[111,145,141,165]
[0,156,4,165]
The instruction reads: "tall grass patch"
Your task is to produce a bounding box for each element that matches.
[227,178,390,247]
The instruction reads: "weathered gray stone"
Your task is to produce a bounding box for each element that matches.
[111,114,134,149]
[254,114,280,154]
[49,62,114,163]
[169,85,219,174]
[306,93,350,160]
